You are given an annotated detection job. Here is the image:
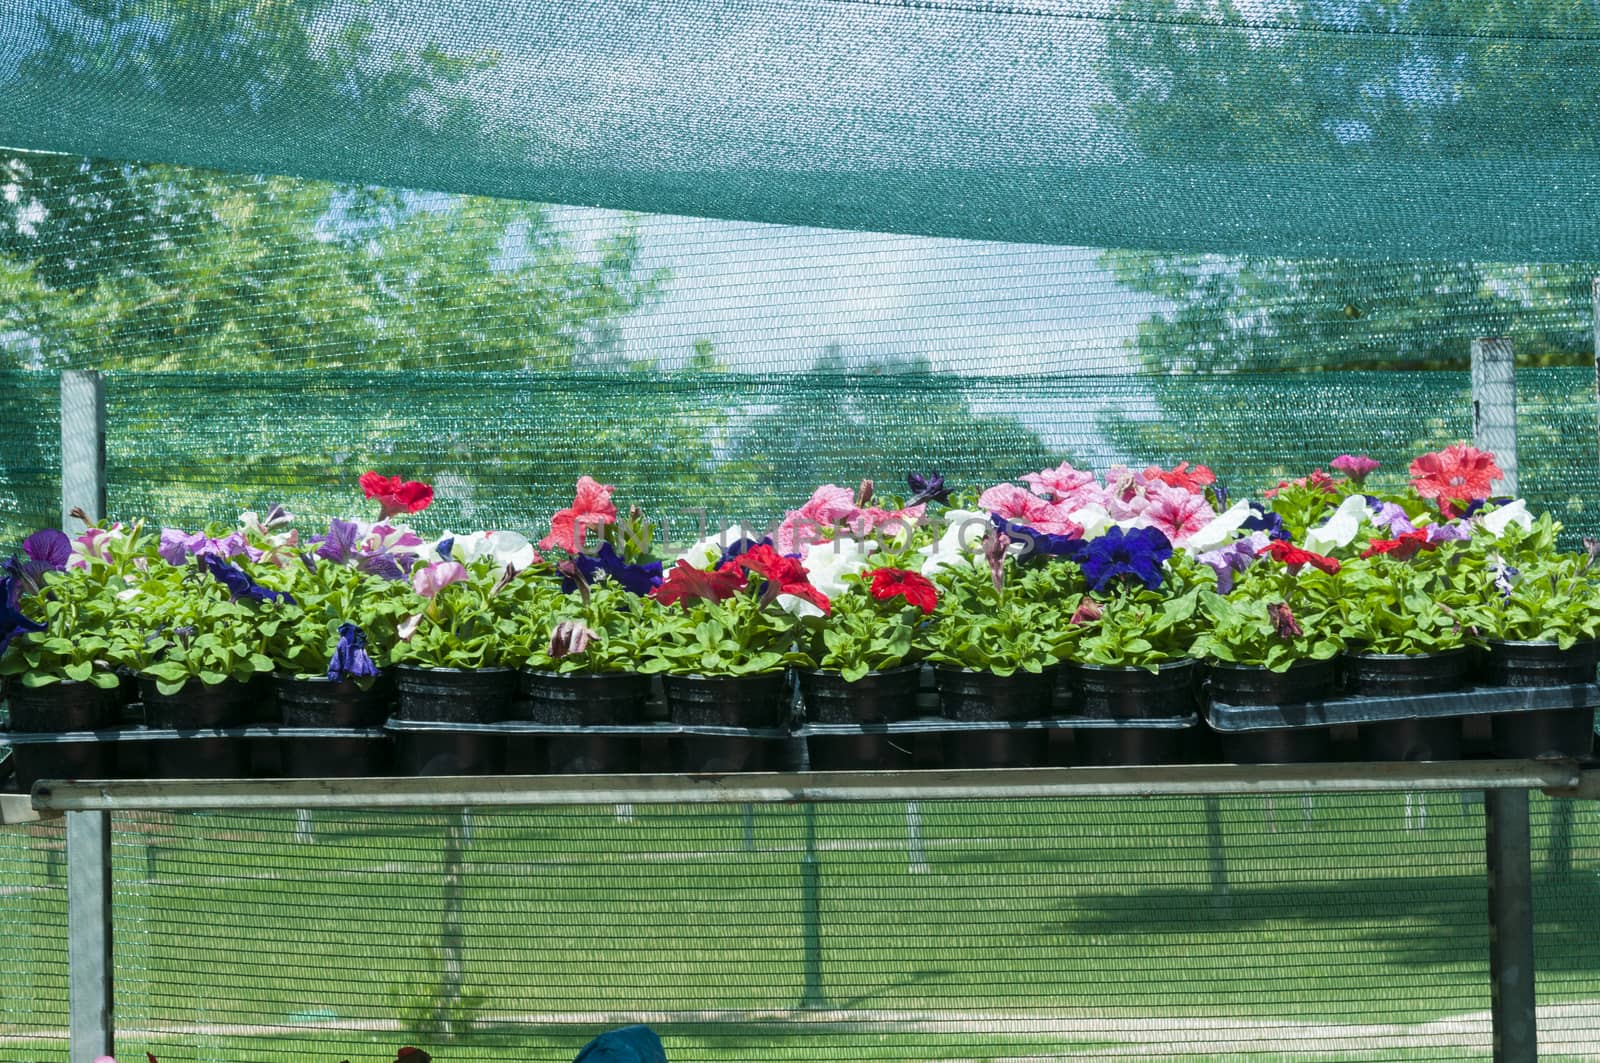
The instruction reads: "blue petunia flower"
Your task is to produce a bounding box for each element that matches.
[564,542,664,596]
[0,573,47,657]
[201,554,296,606]
[1077,526,1173,592]
[991,515,1088,562]
[1240,503,1292,541]
[716,535,773,569]
[327,622,379,684]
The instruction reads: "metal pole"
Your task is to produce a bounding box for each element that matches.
[59,370,106,530]
[742,803,755,852]
[67,810,113,1063]
[1485,789,1538,1063]
[1471,337,1518,494]
[797,803,827,1009]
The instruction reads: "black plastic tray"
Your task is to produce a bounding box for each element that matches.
[0,725,388,743]
[795,714,1198,736]
[1208,683,1600,733]
[383,717,791,739]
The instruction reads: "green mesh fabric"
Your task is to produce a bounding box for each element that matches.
[0,794,1593,1060]
[4,2,1600,259]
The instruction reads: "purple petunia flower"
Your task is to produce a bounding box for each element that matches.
[1196,532,1270,595]
[1077,526,1173,593]
[907,471,951,507]
[327,622,379,684]
[22,529,71,570]
[1364,496,1417,536]
[314,519,362,565]
[201,555,295,606]
[0,572,46,656]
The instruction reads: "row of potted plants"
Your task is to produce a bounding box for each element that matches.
[2,445,1596,773]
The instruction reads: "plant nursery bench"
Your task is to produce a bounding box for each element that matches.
[6,759,1598,1063]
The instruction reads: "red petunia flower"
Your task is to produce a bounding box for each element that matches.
[1409,443,1502,510]
[1143,460,1216,494]
[651,560,747,606]
[359,471,434,520]
[868,568,939,614]
[540,476,617,552]
[728,545,831,614]
[1360,529,1436,561]
[1265,539,1341,574]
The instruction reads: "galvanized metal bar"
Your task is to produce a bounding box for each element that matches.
[1485,789,1538,1063]
[59,370,106,530]
[1471,336,1518,494]
[31,761,1586,812]
[1203,795,1229,906]
[66,810,113,1063]
[906,801,929,874]
[439,810,469,1035]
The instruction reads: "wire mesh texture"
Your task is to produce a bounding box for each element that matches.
[2,792,1600,1061]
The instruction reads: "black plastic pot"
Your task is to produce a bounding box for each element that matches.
[1345,648,1473,697]
[1482,639,1600,687]
[1206,658,1341,707]
[663,672,791,728]
[277,673,395,727]
[273,673,395,777]
[513,668,649,774]
[1061,660,1200,719]
[392,666,514,775]
[135,675,255,777]
[394,665,516,723]
[935,667,1053,722]
[1479,640,1598,759]
[798,666,923,725]
[4,680,121,787]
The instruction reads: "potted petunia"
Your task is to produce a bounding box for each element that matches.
[796,564,939,724]
[268,563,398,729]
[1466,508,1600,758]
[633,542,825,772]
[387,559,524,724]
[918,532,1059,722]
[511,553,661,773]
[1055,526,1206,719]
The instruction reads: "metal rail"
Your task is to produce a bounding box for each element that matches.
[23,759,1587,813]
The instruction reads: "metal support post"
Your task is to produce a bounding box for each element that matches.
[742,803,755,852]
[60,370,106,530]
[1486,789,1537,1063]
[797,803,827,1009]
[67,810,114,1063]
[1471,337,1518,494]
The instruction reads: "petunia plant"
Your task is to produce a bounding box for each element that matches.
[0,565,134,690]
[637,546,824,677]
[797,567,938,682]
[917,548,1058,676]
[387,561,523,670]
[515,580,658,675]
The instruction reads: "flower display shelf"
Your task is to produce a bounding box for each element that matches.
[1207,681,1600,763]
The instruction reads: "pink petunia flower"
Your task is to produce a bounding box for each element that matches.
[978,483,1079,536]
[1021,461,1098,503]
[539,476,617,552]
[412,561,468,598]
[1330,454,1380,483]
[1141,482,1216,546]
[774,484,861,553]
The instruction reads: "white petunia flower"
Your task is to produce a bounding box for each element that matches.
[1481,499,1533,537]
[1303,494,1370,556]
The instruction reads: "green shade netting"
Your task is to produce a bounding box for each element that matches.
[3,0,1600,259]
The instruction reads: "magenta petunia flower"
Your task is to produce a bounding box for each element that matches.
[1330,454,1380,483]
